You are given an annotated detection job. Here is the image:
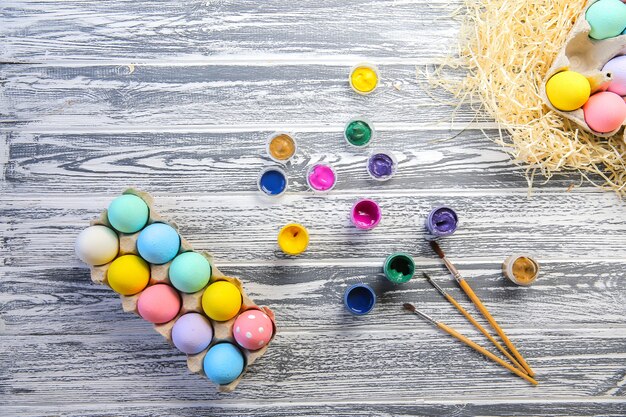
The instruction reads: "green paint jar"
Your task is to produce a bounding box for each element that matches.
[384,253,415,284]
[344,117,374,147]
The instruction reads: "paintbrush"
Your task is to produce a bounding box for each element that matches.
[429,241,535,377]
[422,272,527,374]
[403,303,537,385]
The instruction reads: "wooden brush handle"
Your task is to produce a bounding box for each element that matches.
[459,279,535,377]
[445,293,527,375]
[436,322,538,386]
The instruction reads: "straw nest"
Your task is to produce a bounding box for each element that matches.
[431,0,626,194]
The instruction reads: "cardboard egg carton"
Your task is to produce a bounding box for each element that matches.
[88,188,276,392]
[540,0,626,138]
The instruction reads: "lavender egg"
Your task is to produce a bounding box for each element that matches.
[603,55,626,96]
[171,313,213,355]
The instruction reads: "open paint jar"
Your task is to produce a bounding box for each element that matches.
[277,223,309,255]
[425,206,458,238]
[349,63,379,95]
[502,254,540,286]
[306,163,337,192]
[384,253,415,284]
[344,283,376,315]
[367,150,397,181]
[257,167,288,197]
[266,132,297,163]
[344,117,375,147]
[351,199,381,230]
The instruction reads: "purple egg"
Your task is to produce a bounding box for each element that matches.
[171,313,213,355]
[603,55,626,96]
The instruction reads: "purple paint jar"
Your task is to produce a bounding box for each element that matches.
[425,206,458,239]
[367,150,397,181]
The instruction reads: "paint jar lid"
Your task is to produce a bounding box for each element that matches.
[343,283,376,315]
[257,166,288,197]
[383,252,415,284]
[367,149,397,182]
[344,117,375,148]
[266,132,297,164]
[351,198,382,230]
[306,163,337,193]
[502,254,539,286]
[349,63,380,95]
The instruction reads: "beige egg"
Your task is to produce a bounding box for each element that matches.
[75,225,119,266]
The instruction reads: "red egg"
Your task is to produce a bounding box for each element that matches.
[233,309,274,350]
[583,92,626,133]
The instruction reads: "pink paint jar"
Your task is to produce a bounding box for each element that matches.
[351,199,381,230]
[306,163,337,192]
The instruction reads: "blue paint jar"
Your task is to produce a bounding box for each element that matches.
[257,167,288,197]
[344,283,376,315]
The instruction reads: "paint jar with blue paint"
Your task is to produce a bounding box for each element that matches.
[425,205,458,239]
[257,167,288,197]
[343,283,376,315]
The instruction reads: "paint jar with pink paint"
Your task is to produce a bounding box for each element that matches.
[306,163,337,193]
[351,199,381,230]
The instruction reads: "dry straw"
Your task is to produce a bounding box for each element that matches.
[431,0,626,194]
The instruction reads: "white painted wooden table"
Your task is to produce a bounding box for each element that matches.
[1,1,626,416]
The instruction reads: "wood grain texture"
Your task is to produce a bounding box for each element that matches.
[2,262,625,335]
[2,192,625,264]
[1,130,595,193]
[0,63,489,128]
[1,0,461,62]
[2,0,626,415]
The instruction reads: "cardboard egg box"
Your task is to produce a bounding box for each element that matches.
[540,0,626,139]
[88,188,277,392]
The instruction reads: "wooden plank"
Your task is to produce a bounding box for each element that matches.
[5,400,626,417]
[1,262,625,335]
[1,0,461,62]
[2,130,593,194]
[1,329,625,404]
[1,192,625,264]
[0,63,489,128]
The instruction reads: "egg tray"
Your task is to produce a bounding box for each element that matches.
[88,188,276,393]
[540,0,626,138]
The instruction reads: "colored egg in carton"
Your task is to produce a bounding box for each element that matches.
[76,189,276,392]
[541,0,626,138]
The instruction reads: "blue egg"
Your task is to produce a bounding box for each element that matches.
[137,223,180,264]
[107,194,149,234]
[203,343,245,385]
[169,251,212,293]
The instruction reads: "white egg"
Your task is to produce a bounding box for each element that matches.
[75,225,119,266]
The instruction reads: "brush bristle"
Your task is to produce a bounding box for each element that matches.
[429,241,445,259]
[403,303,416,312]
[422,272,432,280]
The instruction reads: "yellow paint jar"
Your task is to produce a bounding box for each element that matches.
[349,63,379,95]
[277,223,309,255]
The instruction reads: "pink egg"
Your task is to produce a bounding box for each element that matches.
[233,309,274,351]
[583,92,626,133]
[137,284,181,324]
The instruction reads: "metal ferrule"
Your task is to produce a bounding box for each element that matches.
[442,257,463,283]
[412,309,437,325]
[423,273,447,297]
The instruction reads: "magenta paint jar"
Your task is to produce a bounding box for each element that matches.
[306,163,337,192]
[351,199,381,230]
[425,205,458,239]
